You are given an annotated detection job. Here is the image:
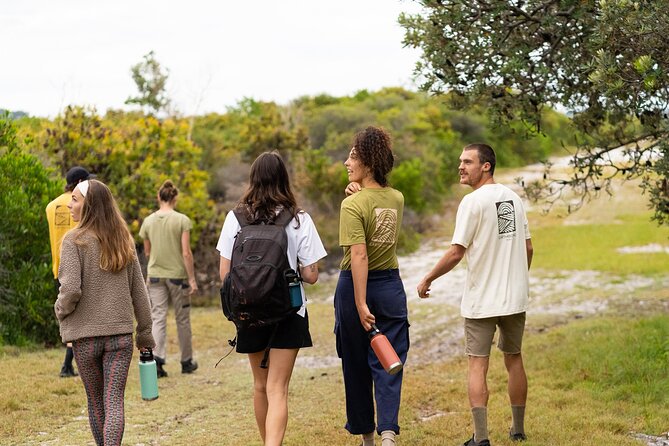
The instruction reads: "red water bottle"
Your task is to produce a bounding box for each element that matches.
[368,324,403,375]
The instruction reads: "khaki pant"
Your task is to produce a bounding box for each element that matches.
[148,278,193,362]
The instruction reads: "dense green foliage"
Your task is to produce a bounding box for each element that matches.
[38,106,213,244]
[401,0,669,223]
[0,116,62,345]
[21,88,572,270]
[4,88,574,345]
[191,88,573,255]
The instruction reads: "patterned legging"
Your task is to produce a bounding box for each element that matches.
[72,334,133,446]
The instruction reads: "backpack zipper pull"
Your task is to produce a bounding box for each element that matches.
[234,231,243,252]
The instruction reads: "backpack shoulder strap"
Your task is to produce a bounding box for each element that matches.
[233,207,294,227]
[273,208,294,228]
[232,208,250,228]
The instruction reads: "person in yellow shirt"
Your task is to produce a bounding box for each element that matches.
[46,166,95,377]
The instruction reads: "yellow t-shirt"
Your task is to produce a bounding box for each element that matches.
[339,187,404,271]
[46,192,77,279]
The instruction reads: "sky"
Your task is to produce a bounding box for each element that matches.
[1,1,425,118]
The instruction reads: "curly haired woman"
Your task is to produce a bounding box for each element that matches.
[336,126,409,446]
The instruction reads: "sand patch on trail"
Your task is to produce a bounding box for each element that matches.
[617,244,669,254]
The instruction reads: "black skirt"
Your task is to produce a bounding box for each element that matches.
[236,310,313,353]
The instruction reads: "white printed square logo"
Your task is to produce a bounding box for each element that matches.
[370,208,398,245]
[496,200,516,234]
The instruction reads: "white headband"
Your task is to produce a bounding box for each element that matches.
[75,180,90,197]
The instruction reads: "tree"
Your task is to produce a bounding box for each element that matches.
[401,0,669,223]
[39,107,212,246]
[125,51,171,116]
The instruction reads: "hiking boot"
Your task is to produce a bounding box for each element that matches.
[181,359,198,374]
[509,430,527,442]
[59,364,78,378]
[463,435,491,446]
[155,356,168,378]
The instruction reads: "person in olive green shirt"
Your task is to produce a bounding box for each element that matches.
[139,180,198,377]
[335,126,409,446]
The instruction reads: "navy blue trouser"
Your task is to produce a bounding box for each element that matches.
[334,269,410,435]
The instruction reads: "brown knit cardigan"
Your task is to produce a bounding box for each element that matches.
[55,230,155,349]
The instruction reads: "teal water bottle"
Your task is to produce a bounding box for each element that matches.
[139,349,159,401]
[288,282,302,307]
[285,270,303,308]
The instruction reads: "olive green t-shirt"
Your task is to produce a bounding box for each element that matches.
[339,187,404,271]
[139,210,192,279]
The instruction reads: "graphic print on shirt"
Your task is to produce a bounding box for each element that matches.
[495,200,516,236]
[370,208,398,246]
[55,204,71,227]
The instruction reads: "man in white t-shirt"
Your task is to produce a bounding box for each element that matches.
[417,143,534,446]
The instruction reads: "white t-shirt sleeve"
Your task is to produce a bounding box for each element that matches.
[295,212,327,266]
[451,194,480,248]
[216,210,241,259]
[521,201,531,239]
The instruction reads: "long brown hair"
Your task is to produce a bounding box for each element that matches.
[74,179,135,272]
[238,151,300,225]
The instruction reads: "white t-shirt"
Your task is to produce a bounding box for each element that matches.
[451,183,531,319]
[216,209,327,317]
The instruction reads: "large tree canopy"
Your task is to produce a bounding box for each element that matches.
[401,0,669,223]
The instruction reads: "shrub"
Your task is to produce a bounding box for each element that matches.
[0,116,62,346]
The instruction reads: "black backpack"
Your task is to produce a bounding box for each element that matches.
[221,208,298,333]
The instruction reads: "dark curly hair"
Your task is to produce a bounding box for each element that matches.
[352,126,395,187]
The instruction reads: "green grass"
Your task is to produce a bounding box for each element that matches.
[528,316,669,433]
[531,212,669,274]
[2,304,668,445]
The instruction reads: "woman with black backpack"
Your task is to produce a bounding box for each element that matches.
[216,151,327,446]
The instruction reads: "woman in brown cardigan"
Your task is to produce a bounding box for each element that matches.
[55,179,155,446]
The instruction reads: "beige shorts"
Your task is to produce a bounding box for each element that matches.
[464,312,526,357]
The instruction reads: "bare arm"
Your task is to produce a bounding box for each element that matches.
[526,238,534,269]
[219,256,230,281]
[143,239,151,258]
[416,243,466,298]
[299,262,319,285]
[350,243,375,330]
[181,231,198,294]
